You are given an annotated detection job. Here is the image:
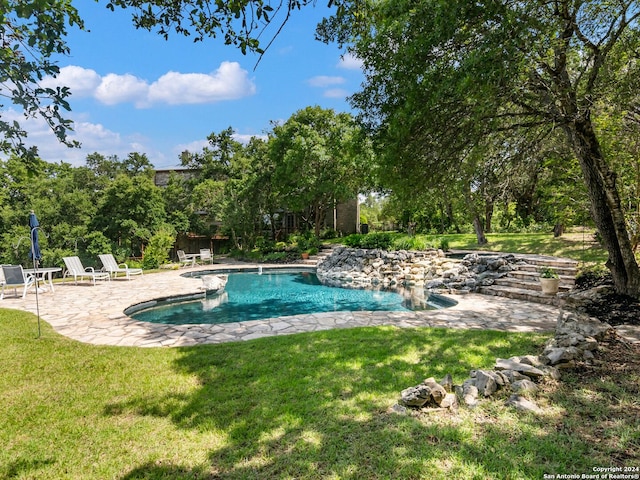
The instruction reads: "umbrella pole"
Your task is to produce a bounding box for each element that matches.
[31,226,41,339]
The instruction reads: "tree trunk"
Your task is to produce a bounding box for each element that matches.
[553,223,564,237]
[564,119,640,298]
[472,216,488,245]
[441,189,461,233]
[484,198,494,234]
[463,181,488,245]
[313,205,326,237]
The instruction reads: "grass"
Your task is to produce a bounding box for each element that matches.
[327,229,608,265]
[440,230,607,264]
[2,310,638,479]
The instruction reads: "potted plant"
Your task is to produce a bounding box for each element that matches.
[539,267,560,294]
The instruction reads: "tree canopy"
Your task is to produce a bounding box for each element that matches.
[269,106,373,236]
[0,0,83,164]
[319,0,640,297]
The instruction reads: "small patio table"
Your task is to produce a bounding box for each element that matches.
[23,267,62,293]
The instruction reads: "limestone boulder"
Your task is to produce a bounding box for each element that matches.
[495,358,545,379]
[505,394,542,413]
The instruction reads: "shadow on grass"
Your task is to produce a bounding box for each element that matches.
[2,457,56,479]
[103,327,589,479]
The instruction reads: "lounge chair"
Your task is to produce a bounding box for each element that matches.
[99,254,143,280]
[199,248,214,265]
[63,256,111,285]
[1,265,35,299]
[176,250,195,268]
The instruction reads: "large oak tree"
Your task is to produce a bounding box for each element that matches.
[320,0,640,298]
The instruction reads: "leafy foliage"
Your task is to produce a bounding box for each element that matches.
[270,106,373,236]
[142,224,176,269]
[344,232,393,250]
[320,0,640,296]
[0,0,84,163]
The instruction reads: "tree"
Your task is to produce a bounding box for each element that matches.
[91,173,167,256]
[0,0,83,163]
[161,172,192,235]
[104,0,320,54]
[321,0,640,298]
[269,106,372,236]
[181,127,243,181]
[0,156,99,266]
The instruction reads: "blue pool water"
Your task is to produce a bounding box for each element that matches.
[130,271,453,325]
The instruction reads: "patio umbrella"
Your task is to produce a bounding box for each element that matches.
[28,210,42,267]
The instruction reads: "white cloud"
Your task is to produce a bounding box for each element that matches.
[337,53,363,70]
[148,62,256,106]
[40,62,256,108]
[173,139,210,156]
[95,73,149,106]
[232,133,268,144]
[307,75,346,88]
[324,88,349,99]
[40,65,101,97]
[0,108,167,167]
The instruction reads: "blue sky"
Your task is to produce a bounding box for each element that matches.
[12,2,363,169]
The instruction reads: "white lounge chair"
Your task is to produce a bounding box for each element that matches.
[63,256,111,285]
[199,248,214,265]
[176,250,195,267]
[99,254,143,280]
[1,265,35,299]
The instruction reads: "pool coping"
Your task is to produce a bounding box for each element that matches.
[2,261,637,346]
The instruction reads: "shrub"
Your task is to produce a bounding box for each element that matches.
[142,225,175,269]
[437,237,450,251]
[320,228,338,239]
[343,234,363,248]
[392,236,413,251]
[344,232,393,250]
[263,251,288,262]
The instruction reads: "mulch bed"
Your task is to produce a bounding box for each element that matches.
[573,273,640,327]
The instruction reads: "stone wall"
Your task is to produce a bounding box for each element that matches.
[317,247,521,292]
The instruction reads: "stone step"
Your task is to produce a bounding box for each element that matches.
[475,254,578,306]
[478,285,564,306]
[516,264,578,277]
[517,256,578,269]
[507,270,576,286]
[493,276,574,292]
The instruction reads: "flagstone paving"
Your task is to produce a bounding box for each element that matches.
[2,262,638,347]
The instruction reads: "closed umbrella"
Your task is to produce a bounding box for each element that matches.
[28,210,42,267]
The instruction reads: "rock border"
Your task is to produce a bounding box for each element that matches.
[393,310,619,414]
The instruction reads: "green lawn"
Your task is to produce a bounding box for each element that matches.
[440,231,607,264]
[3,310,638,479]
[327,230,608,265]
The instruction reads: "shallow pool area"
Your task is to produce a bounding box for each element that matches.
[129,270,456,325]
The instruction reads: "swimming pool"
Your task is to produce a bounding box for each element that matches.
[129,270,456,325]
